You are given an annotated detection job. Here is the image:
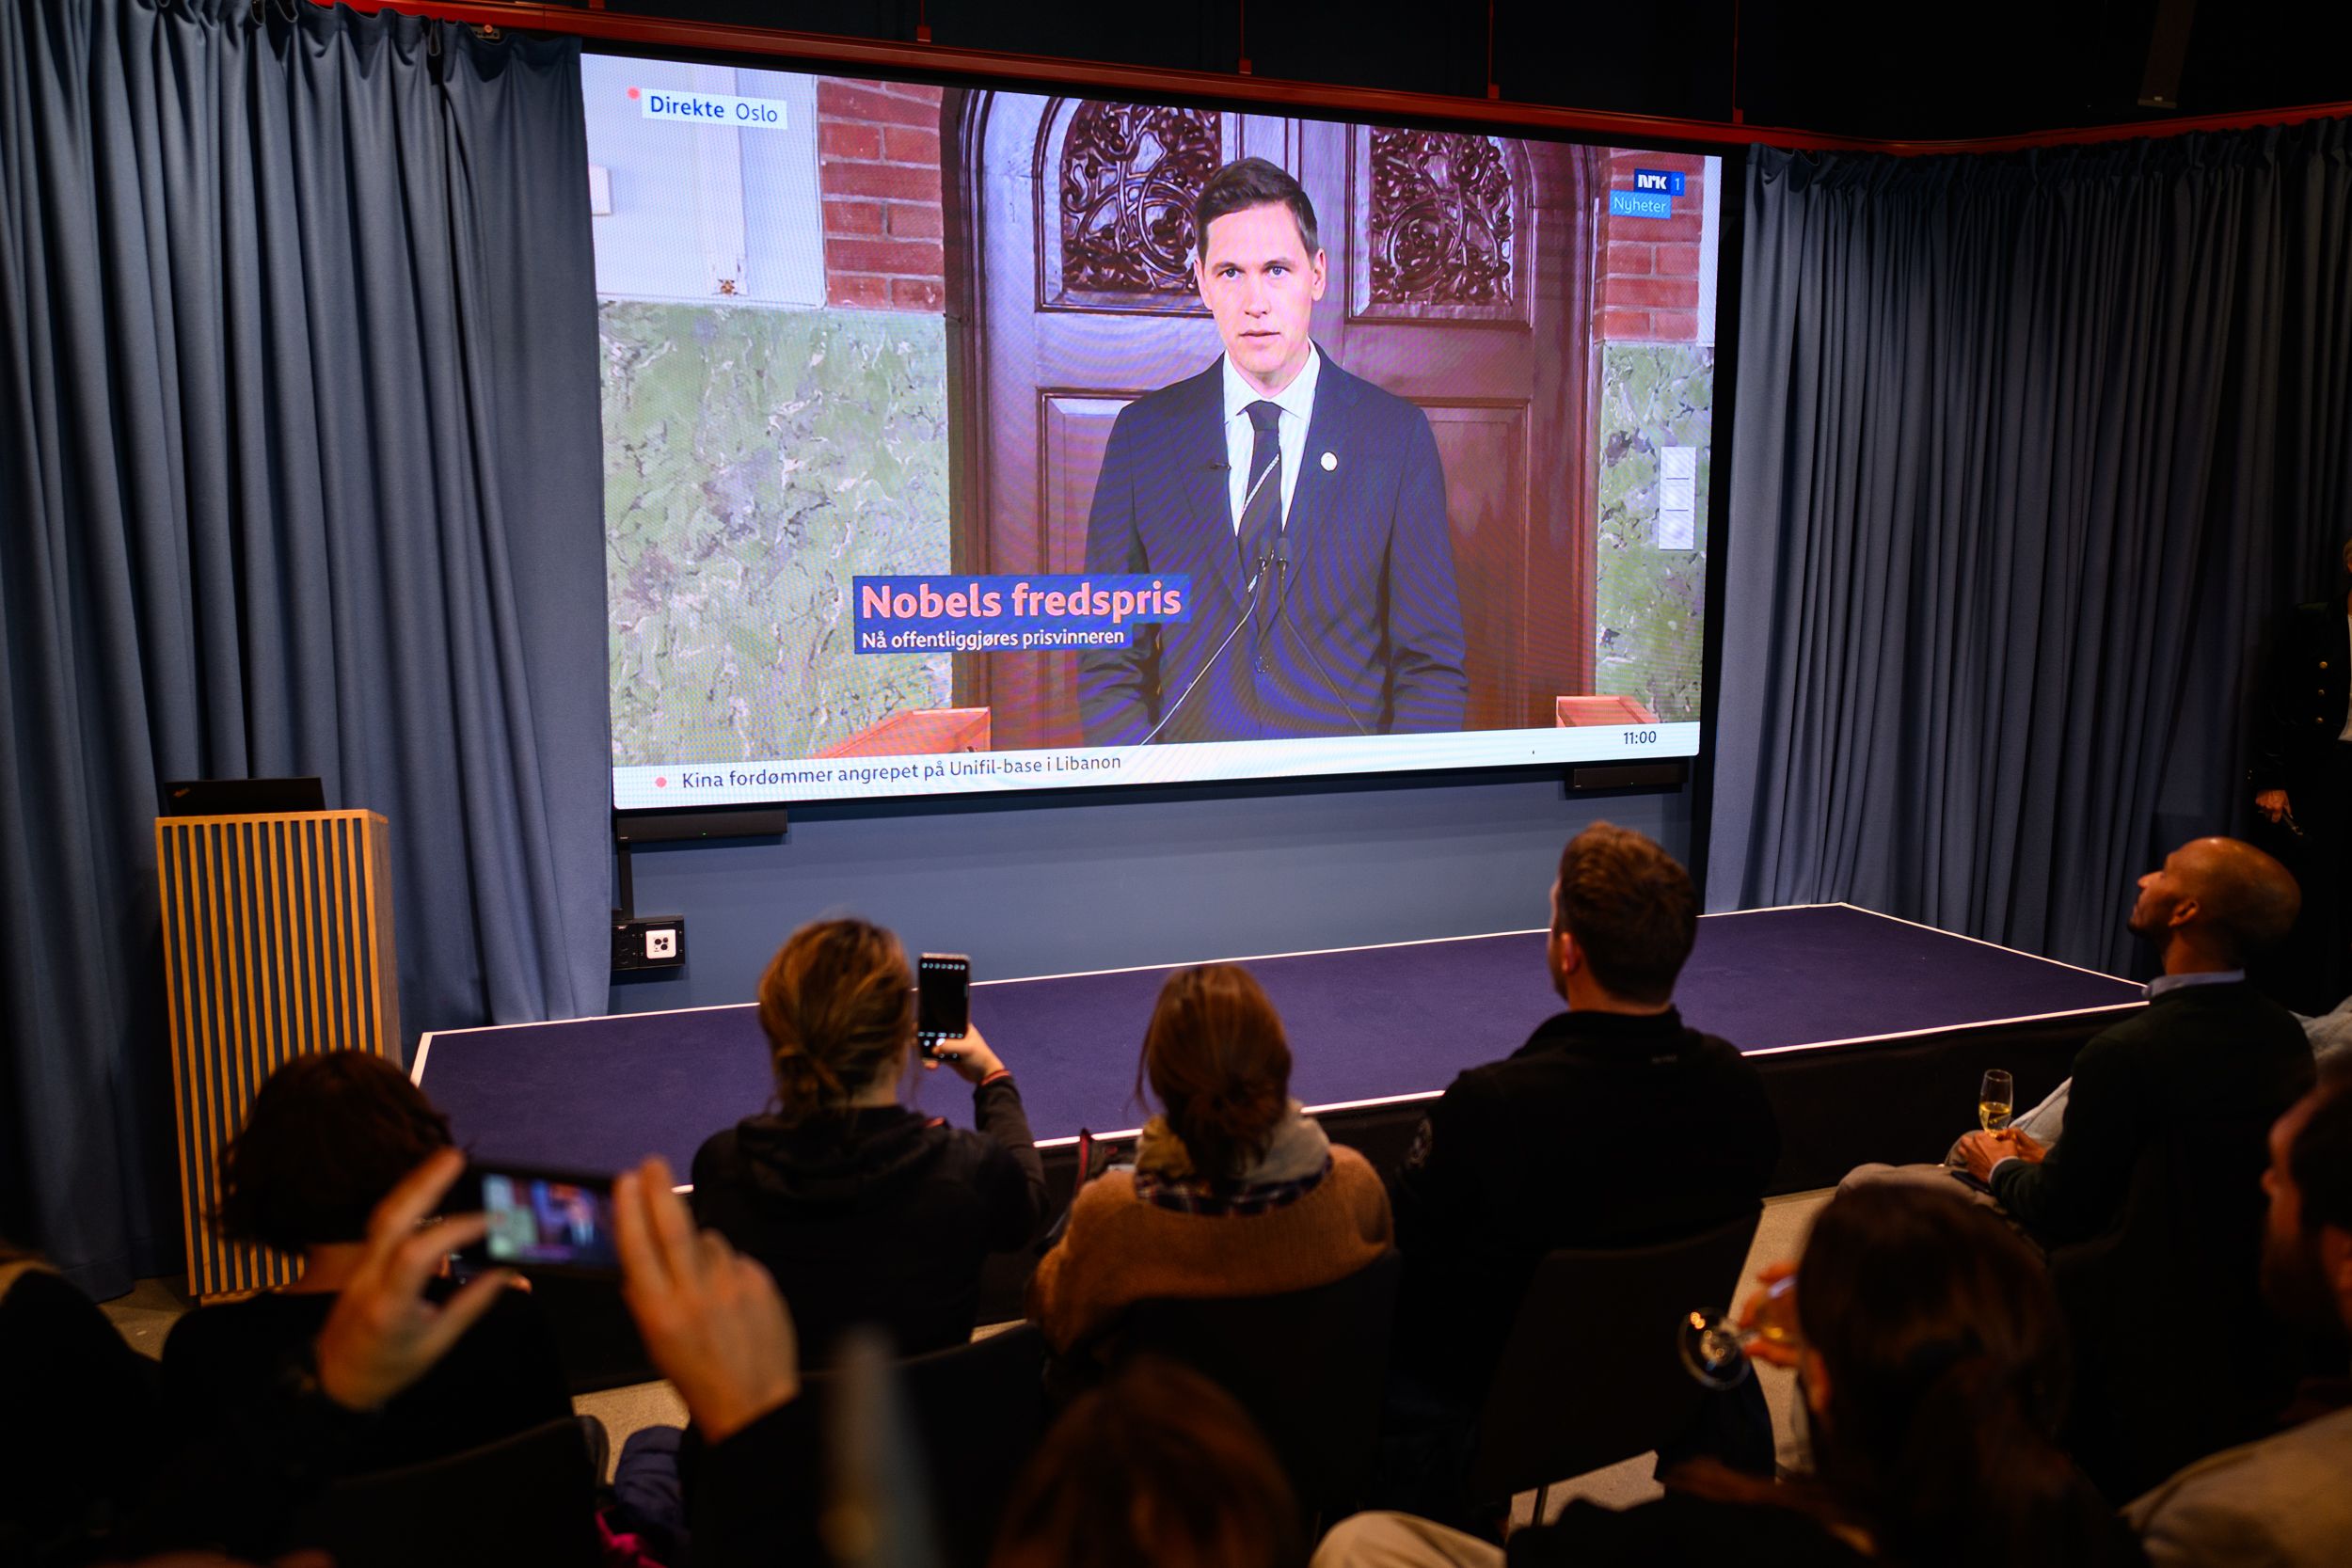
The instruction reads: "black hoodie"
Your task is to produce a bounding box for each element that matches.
[689,1076,1050,1362]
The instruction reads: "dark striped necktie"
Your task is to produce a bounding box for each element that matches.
[1238,399,1284,625]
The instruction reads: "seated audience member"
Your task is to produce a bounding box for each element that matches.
[160,1052,571,1477]
[691,917,1050,1362]
[992,1357,1307,1568]
[1,1240,165,1565]
[1931,840,2314,1496]
[1943,837,2312,1247]
[119,1145,552,1561]
[608,1156,1306,1568]
[1026,963,1392,1354]
[1386,822,1779,1404]
[2125,1060,2352,1566]
[1317,1184,2137,1568]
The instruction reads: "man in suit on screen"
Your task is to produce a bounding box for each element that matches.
[1076,157,1469,745]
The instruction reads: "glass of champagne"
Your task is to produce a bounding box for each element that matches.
[1678,1273,1799,1388]
[1979,1069,2016,1135]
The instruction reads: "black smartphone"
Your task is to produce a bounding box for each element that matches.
[451,1162,620,1277]
[917,952,971,1059]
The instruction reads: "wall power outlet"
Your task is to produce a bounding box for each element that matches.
[612,916,687,971]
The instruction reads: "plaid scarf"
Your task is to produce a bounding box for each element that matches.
[1129,1101,1332,1216]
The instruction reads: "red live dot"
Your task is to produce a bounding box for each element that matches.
[628,87,641,100]
[655,776,667,787]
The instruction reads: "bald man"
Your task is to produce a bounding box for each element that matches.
[1951,837,2315,1246]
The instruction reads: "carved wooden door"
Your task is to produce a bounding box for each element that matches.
[946,93,1597,747]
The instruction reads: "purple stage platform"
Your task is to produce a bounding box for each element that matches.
[416,904,2143,1195]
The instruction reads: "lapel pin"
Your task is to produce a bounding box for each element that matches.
[1321,451,1338,472]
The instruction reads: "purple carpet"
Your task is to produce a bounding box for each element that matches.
[414,905,2142,1177]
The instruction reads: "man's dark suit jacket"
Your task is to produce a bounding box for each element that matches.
[1388,1007,1781,1402]
[1076,353,1469,744]
[1990,980,2312,1246]
[1999,980,2314,1497]
[2249,600,2349,800]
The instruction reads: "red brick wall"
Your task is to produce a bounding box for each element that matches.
[1594,150,1707,341]
[815,79,946,311]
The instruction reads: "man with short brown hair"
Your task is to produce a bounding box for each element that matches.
[1382,823,1779,1515]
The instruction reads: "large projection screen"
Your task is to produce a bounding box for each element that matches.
[590,56,1724,808]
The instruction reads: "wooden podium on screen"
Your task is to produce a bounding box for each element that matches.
[155,808,401,1299]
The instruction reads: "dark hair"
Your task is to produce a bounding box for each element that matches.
[1551,822,1697,1004]
[1788,1185,2116,1568]
[215,1052,453,1253]
[756,918,914,1128]
[1136,964,1292,1180]
[1193,156,1319,262]
[990,1357,1303,1568]
[2185,838,2299,964]
[2291,1074,2352,1236]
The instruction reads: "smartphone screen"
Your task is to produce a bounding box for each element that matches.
[917,953,971,1056]
[462,1165,620,1275]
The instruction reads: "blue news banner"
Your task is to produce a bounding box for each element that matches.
[1609,167,1687,221]
[853,575,1191,654]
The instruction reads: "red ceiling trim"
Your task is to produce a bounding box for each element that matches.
[328,0,2352,157]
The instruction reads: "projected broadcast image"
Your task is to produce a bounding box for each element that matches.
[589,56,1722,806]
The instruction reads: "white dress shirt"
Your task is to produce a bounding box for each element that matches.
[1220,346,1322,535]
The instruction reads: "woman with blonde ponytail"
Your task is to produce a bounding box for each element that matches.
[1027,963,1392,1354]
[689,918,1050,1362]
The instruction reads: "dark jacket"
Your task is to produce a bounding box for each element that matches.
[1389,1007,1781,1400]
[1990,980,2312,1247]
[690,1076,1050,1363]
[2249,600,2350,797]
[2000,980,2316,1497]
[159,1283,572,1479]
[2,1263,165,1565]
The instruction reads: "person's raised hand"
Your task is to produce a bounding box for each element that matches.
[2256,788,2293,826]
[928,1019,1005,1085]
[1734,1261,1802,1370]
[614,1156,800,1443]
[314,1148,512,1412]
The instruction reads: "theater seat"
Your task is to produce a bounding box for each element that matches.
[283,1416,601,1567]
[1106,1248,1404,1528]
[1468,1208,1761,1515]
[2050,1133,2305,1502]
[794,1321,1052,1568]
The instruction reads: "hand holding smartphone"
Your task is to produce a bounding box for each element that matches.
[450,1162,621,1278]
[917,953,971,1060]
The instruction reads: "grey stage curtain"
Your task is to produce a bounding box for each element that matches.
[0,0,610,1293]
[1712,125,2352,975]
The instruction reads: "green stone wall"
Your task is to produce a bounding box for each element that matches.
[1593,343,1712,723]
[602,303,951,766]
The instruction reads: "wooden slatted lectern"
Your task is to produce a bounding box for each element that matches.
[156,810,401,1298]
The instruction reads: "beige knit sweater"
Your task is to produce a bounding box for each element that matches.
[1025,1144,1394,1352]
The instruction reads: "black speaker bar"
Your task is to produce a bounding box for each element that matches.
[1569,761,1688,791]
[615,807,792,844]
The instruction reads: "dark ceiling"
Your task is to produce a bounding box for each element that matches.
[570,1,2352,141]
